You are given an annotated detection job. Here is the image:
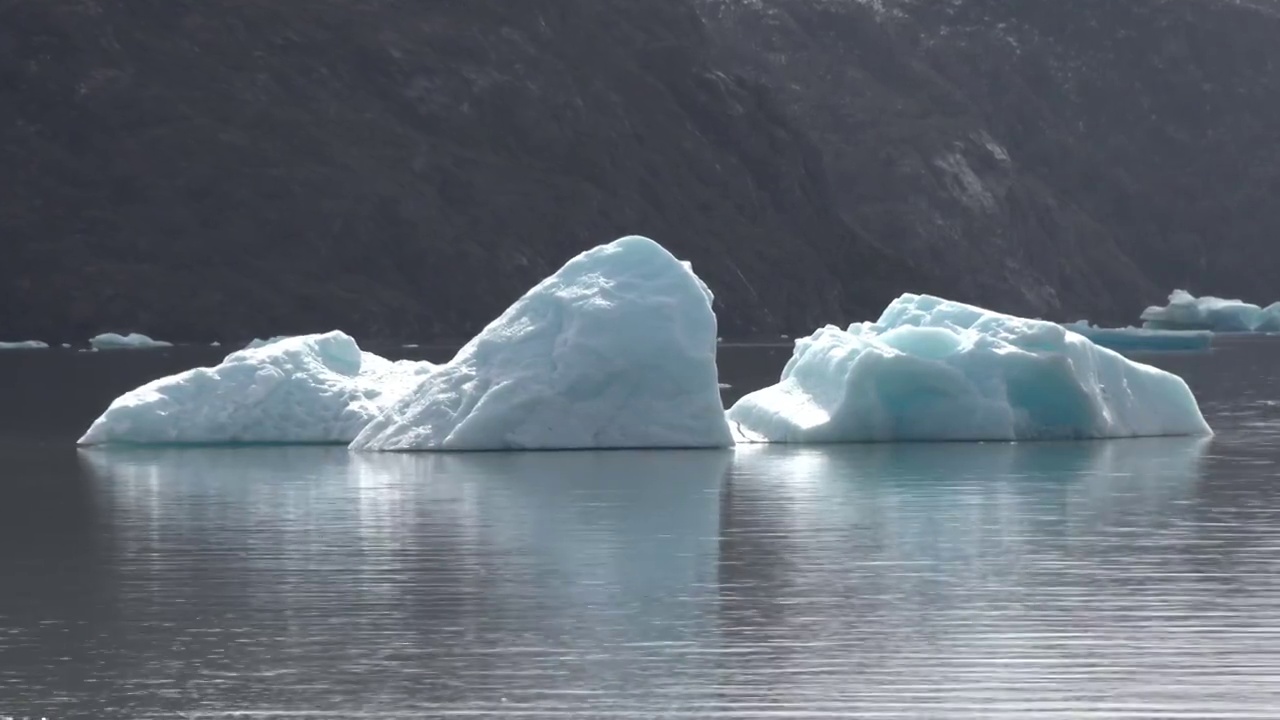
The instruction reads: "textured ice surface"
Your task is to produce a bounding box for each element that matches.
[351,236,733,451]
[242,336,291,351]
[90,332,173,349]
[1061,321,1212,352]
[1255,303,1280,332]
[0,340,48,350]
[727,293,1211,443]
[79,332,436,445]
[1140,290,1270,332]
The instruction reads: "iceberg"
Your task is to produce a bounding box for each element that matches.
[0,340,49,350]
[726,293,1211,443]
[1060,321,1212,352]
[90,332,173,350]
[1255,302,1280,333]
[78,331,436,445]
[243,336,291,351]
[1140,290,1266,332]
[351,235,733,451]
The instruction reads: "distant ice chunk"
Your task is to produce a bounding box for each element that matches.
[0,340,49,350]
[1140,290,1263,332]
[90,332,173,350]
[727,293,1211,443]
[78,331,436,445]
[1061,321,1212,352]
[351,235,733,451]
[1255,302,1280,333]
[243,336,291,351]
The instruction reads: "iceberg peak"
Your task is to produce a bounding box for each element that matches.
[350,235,733,451]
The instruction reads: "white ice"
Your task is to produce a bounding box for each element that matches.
[1140,289,1280,333]
[351,235,733,451]
[78,331,436,445]
[243,336,291,350]
[89,332,174,350]
[0,340,49,350]
[1060,321,1212,352]
[727,293,1212,443]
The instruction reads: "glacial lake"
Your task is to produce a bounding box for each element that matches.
[1,337,1279,718]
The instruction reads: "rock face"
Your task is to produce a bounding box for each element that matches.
[0,0,906,343]
[698,0,1280,325]
[6,0,1280,340]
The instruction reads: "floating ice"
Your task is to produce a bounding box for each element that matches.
[0,340,48,350]
[351,236,733,451]
[1061,321,1212,352]
[90,332,173,350]
[1140,290,1276,332]
[1255,303,1280,333]
[243,336,291,351]
[727,293,1211,443]
[78,331,436,445]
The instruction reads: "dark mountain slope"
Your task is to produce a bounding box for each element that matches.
[699,0,1280,323]
[1,0,910,342]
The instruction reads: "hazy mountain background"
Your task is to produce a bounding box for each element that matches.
[4,0,1279,341]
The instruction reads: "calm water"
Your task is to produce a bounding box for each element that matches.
[2,338,1279,718]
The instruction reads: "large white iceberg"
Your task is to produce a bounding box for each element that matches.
[78,331,436,445]
[0,340,49,350]
[89,332,174,350]
[726,293,1212,443]
[1140,289,1280,333]
[1060,321,1212,352]
[351,235,733,451]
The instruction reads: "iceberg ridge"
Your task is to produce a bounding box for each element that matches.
[1140,290,1280,333]
[78,331,436,445]
[727,293,1212,443]
[350,235,733,451]
[90,332,173,350]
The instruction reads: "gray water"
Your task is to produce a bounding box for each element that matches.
[1,338,1279,718]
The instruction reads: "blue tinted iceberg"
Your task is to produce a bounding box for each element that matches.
[727,294,1211,443]
[1255,303,1280,333]
[1140,290,1265,332]
[90,332,173,349]
[351,236,733,451]
[1060,321,1212,352]
[0,340,49,350]
[78,332,436,445]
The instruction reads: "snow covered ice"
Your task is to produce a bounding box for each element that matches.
[78,332,436,445]
[351,235,733,451]
[1060,321,1212,352]
[727,294,1212,443]
[1140,290,1280,333]
[89,332,173,350]
[0,340,48,350]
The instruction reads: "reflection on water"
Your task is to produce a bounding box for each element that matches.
[3,437,1280,717]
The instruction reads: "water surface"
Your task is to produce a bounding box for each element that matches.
[1,339,1279,718]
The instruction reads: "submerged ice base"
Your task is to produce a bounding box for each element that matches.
[1061,321,1212,352]
[90,332,173,350]
[727,294,1212,443]
[79,332,435,445]
[351,235,733,451]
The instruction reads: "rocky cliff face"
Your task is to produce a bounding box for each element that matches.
[1,0,910,342]
[699,0,1280,323]
[4,0,1280,341]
